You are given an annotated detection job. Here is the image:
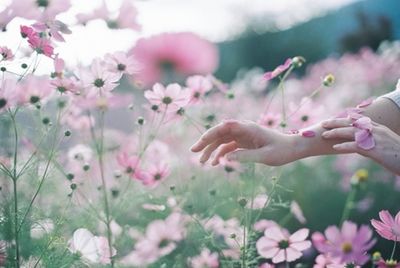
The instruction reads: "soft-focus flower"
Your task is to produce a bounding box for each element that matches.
[27,34,54,57]
[121,213,187,266]
[189,248,219,268]
[246,194,269,209]
[51,77,78,94]
[0,79,18,112]
[253,220,279,233]
[116,152,140,176]
[258,112,281,128]
[256,227,311,263]
[53,54,65,77]
[30,219,54,239]
[131,32,218,85]
[110,0,141,30]
[352,116,375,150]
[144,83,190,112]
[20,25,35,39]
[68,228,116,264]
[0,46,13,61]
[314,254,341,268]
[371,210,400,241]
[32,20,71,42]
[137,161,171,187]
[105,52,140,76]
[80,58,122,97]
[186,75,213,103]
[290,201,307,224]
[313,221,376,265]
[262,58,292,81]
[16,75,53,105]
[68,144,93,164]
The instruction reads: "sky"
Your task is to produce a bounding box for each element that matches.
[0,0,360,70]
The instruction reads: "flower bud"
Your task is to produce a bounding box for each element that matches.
[323,74,335,87]
[292,56,306,68]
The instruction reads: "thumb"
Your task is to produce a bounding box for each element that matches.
[226,148,265,163]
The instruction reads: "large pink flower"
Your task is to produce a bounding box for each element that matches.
[371,210,400,241]
[313,221,376,265]
[144,83,190,112]
[256,227,311,263]
[131,32,218,86]
[189,248,219,268]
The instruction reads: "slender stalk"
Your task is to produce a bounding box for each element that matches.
[9,110,20,267]
[97,110,114,267]
[390,239,397,260]
[340,187,357,226]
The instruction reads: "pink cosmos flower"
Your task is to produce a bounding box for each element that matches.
[80,59,122,98]
[186,75,213,104]
[131,32,218,86]
[0,79,18,112]
[313,221,376,265]
[116,152,140,176]
[313,254,341,268]
[112,0,141,31]
[104,52,141,76]
[20,25,36,39]
[371,210,400,241]
[61,106,95,130]
[0,7,14,31]
[189,248,219,268]
[53,54,65,77]
[352,116,375,150]
[256,227,311,263]
[68,228,116,265]
[144,83,190,112]
[121,213,187,266]
[16,75,53,105]
[32,20,72,42]
[258,112,281,128]
[0,46,13,61]
[262,58,292,81]
[51,77,78,94]
[247,194,269,210]
[27,35,54,58]
[136,161,171,187]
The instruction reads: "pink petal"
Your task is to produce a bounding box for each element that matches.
[341,221,357,240]
[379,210,395,226]
[264,227,287,241]
[289,228,309,242]
[271,249,285,263]
[301,130,315,137]
[285,247,303,262]
[355,130,375,150]
[290,240,312,251]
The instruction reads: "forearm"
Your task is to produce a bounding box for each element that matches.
[291,97,400,160]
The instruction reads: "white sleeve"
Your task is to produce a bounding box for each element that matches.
[381,90,400,109]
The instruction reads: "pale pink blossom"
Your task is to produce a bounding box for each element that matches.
[263,58,292,81]
[116,152,140,176]
[131,32,218,86]
[0,79,18,112]
[16,75,53,105]
[247,194,269,210]
[112,0,141,31]
[258,112,281,128]
[256,227,311,263]
[53,54,65,76]
[0,46,13,61]
[144,83,190,112]
[314,254,341,268]
[253,220,279,233]
[32,20,71,42]
[68,228,116,265]
[105,51,141,76]
[80,59,122,97]
[62,106,95,130]
[137,161,171,187]
[121,213,187,266]
[189,248,219,268]
[313,221,376,265]
[30,219,54,239]
[186,75,213,103]
[51,77,78,94]
[371,210,400,241]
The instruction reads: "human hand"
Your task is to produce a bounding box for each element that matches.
[190,120,297,166]
[322,118,400,175]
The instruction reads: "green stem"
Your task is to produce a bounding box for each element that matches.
[340,187,357,226]
[97,110,114,267]
[10,110,20,268]
[390,239,397,260]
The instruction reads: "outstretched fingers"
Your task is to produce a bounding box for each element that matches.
[190,120,242,152]
[322,127,355,140]
[211,141,238,166]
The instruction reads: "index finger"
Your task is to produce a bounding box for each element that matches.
[190,120,239,152]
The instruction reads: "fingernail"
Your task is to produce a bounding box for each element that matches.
[322,131,329,138]
[321,121,328,127]
[333,144,340,150]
